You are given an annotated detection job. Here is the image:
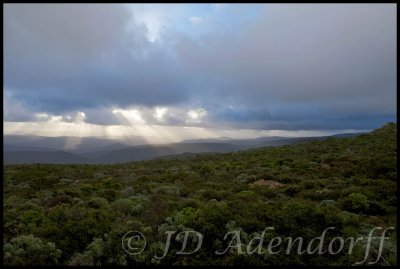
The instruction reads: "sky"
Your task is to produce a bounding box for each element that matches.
[3,4,396,143]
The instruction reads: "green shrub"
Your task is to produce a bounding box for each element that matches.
[4,234,62,265]
[342,193,369,213]
[236,173,256,184]
[283,185,301,197]
[87,197,109,209]
[301,180,315,189]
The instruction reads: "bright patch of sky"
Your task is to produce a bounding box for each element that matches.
[126,4,262,43]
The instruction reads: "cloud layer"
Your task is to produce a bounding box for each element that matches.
[4,4,396,131]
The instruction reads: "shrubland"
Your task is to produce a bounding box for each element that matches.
[3,123,397,266]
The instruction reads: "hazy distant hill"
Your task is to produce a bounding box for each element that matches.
[3,135,147,152]
[3,132,365,164]
[4,144,57,152]
[179,137,234,143]
[179,136,293,146]
[84,142,243,163]
[179,133,365,148]
[73,143,131,154]
[3,151,92,164]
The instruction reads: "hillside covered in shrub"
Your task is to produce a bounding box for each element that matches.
[3,123,397,266]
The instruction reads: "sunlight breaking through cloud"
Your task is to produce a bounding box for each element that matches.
[153,107,168,122]
[186,108,208,123]
[4,121,369,146]
[112,109,146,125]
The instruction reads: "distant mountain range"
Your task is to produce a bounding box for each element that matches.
[3,132,365,164]
[4,150,92,164]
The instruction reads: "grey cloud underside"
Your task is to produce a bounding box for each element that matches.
[4,4,191,109]
[4,4,396,130]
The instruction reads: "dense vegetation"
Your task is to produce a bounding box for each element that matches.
[3,123,397,266]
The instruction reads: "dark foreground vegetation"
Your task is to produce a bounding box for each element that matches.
[3,123,397,266]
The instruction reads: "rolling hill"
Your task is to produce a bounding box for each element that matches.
[3,132,365,164]
[4,150,92,164]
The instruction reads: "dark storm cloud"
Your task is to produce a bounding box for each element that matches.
[177,5,396,106]
[4,4,396,130]
[175,4,396,129]
[4,4,192,112]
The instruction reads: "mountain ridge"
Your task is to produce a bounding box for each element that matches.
[3,131,367,164]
